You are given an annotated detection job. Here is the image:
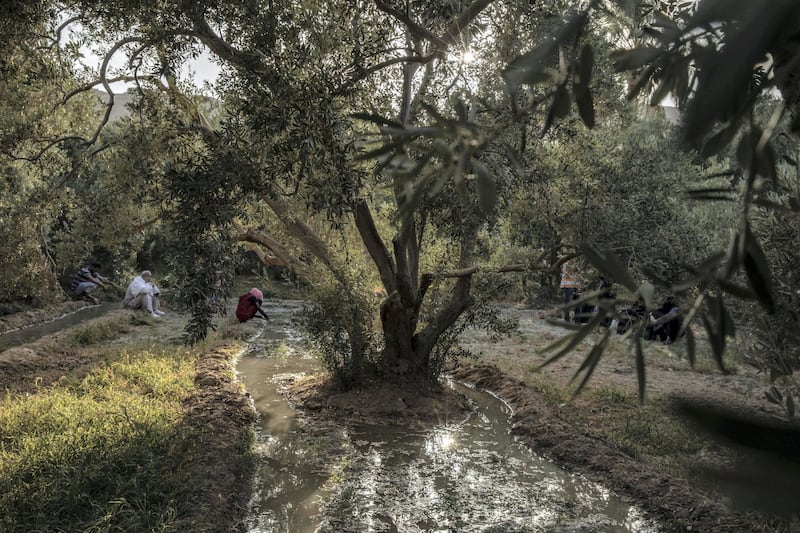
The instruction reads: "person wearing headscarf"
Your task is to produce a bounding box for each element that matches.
[235,287,269,322]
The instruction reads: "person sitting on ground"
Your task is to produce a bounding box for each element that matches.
[123,270,166,319]
[71,262,109,304]
[647,296,683,343]
[617,299,646,335]
[235,288,269,323]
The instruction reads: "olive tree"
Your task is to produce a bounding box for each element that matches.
[57,0,532,386]
[0,2,110,304]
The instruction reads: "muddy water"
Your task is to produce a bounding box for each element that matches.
[0,303,116,352]
[237,302,660,533]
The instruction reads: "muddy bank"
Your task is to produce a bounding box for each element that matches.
[176,344,257,531]
[284,373,474,428]
[447,360,768,532]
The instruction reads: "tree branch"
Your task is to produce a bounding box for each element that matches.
[62,75,164,105]
[262,193,347,285]
[85,36,147,146]
[415,225,478,357]
[353,199,397,291]
[183,9,269,74]
[231,225,307,273]
[374,0,448,48]
[375,0,497,52]
[335,53,435,95]
[133,214,162,233]
[439,0,496,48]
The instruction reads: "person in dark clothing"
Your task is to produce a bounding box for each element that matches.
[647,297,683,343]
[571,291,595,324]
[617,300,646,335]
[71,262,109,304]
[236,288,269,322]
[598,276,614,301]
[595,276,616,327]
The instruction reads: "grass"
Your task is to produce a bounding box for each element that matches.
[63,315,132,347]
[0,347,206,532]
[526,373,706,477]
[589,386,703,459]
[0,276,269,531]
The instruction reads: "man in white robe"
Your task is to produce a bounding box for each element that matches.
[123,270,165,318]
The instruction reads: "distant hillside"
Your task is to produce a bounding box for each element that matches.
[92,89,222,123]
[93,90,136,122]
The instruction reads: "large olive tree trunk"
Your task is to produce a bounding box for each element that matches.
[354,199,475,378]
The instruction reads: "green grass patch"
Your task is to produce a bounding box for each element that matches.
[62,315,131,347]
[526,373,706,474]
[0,348,200,532]
[565,384,704,470]
[526,375,571,407]
[614,399,703,460]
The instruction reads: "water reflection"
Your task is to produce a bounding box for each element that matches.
[0,303,115,352]
[238,301,660,533]
[424,430,456,454]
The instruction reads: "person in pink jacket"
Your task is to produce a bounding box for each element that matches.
[235,288,269,322]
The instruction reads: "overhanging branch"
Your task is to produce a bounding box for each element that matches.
[231,225,309,275]
[353,199,397,291]
[374,0,447,48]
[374,0,498,52]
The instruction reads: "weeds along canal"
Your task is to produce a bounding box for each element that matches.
[236,301,660,533]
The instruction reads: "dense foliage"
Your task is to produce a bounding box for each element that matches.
[0,1,798,410]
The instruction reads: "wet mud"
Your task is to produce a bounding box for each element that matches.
[447,361,766,532]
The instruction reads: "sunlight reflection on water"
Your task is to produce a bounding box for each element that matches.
[238,301,660,533]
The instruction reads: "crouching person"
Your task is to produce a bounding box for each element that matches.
[123,270,166,319]
[647,297,683,343]
[236,288,269,322]
[71,262,109,304]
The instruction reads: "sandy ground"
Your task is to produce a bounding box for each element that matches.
[1,301,797,532]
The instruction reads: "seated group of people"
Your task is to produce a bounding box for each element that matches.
[72,265,166,319]
[72,264,268,322]
[614,297,683,343]
[566,278,684,343]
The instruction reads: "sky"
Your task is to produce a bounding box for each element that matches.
[80,48,223,94]
[63,20,222,94]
